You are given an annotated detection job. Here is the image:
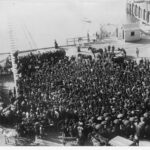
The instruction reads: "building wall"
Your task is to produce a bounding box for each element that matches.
[124,30,141,42]
[126,1,150,24]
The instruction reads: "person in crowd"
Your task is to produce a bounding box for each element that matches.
[1,46,150,146]
[77,46,81,52]
[136,48,139,58]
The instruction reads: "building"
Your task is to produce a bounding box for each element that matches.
[126,0,150,25]
[117,23,141,42]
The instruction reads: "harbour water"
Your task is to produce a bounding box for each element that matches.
[0,75,14,105]
[0,0,138,53]
[0,0,138,104]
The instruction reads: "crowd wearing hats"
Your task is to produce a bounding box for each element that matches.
[1,46,150,145]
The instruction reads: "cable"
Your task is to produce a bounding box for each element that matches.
[21,23,33,49]
[23,23,38,49]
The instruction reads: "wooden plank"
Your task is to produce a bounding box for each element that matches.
[35,138,62,146]
[58,136,76,141]
[109,136,134,146]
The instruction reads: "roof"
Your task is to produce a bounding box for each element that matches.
[122,23,140,31]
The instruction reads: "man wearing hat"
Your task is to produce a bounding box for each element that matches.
[77,122,85,145]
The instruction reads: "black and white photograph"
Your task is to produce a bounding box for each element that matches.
[0,0,150,146]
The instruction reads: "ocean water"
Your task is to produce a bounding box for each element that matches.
[0,0,137,54]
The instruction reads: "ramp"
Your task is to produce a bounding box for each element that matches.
[109,136,135,146]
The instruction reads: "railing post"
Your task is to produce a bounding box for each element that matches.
[66,39,68,46]
[74,38,76,45]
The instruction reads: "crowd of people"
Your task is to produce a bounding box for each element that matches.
[1,46,150,146]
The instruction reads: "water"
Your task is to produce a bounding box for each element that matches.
[0,0,138,53]
[0,75,14,105]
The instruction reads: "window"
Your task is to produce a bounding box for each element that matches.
[131,31,135,36]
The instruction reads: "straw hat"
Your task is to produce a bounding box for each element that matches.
[117,114,123,119]
[113,119,119,124]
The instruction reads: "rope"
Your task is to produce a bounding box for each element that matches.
[21,23,33,49]
[23,23,38,49]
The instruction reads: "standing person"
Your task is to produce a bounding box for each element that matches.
[136,48,139,58]
[54,40,59,49]
[77,122,85,146]
[77,46,81,52]
[134,119,141,146]
[87,32,90,43]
